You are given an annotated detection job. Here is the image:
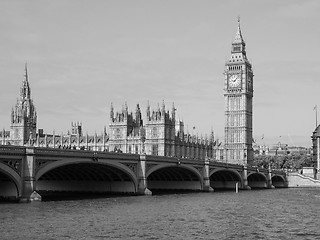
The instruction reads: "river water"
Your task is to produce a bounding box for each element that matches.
[0,188,319,240]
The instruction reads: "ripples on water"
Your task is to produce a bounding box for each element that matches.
[0,188,319,240]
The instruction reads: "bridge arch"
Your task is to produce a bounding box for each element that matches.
[0,162,21,199]
[247,172,268,189]
[35,159,138,196]
[272,175,286,188]
[146,164,203,192]
[210,168,243,190]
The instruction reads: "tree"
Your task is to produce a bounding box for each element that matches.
[253,151,314,170]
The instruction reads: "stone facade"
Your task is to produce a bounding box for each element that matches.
[224,20,253,165]
[108,102,223,161]
[1,65,37,146]
[108,103,144,154]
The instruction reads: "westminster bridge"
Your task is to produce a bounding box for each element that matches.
[0,145,287,202]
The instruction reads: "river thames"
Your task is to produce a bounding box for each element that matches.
[0,188,319,240]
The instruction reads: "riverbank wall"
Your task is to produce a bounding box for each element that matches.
[287,172,320,187]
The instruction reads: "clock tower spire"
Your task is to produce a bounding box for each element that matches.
[224,19,254,165]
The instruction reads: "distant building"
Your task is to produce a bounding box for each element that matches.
[253,142,310,157]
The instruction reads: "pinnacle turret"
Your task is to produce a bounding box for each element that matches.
[135,104,142,126]
[172,102,176,120]
[146,101,151,120]
[110,102,114,121]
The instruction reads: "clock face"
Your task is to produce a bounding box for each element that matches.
[229,74,241,88]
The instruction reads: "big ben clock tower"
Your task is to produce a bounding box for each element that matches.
[224,19,253,165]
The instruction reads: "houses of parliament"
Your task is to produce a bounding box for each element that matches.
[0,21,254,165]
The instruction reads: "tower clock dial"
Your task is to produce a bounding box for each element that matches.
[228,74,241,88]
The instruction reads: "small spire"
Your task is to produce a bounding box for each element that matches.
[146,100,150,119]
[172,102,176,119]
[146,100,150,111]
[136,103,141,115]
[233,16,244,44]
[123,101,128,119]
[24,62,28,82]
[20,63,31,100]
[110,102,114,121]
[161,100,165,114]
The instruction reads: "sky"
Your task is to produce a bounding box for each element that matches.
[0,0,319,147]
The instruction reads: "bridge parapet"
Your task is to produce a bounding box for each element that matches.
[144,154,204,164]
[209,161,244,169]
[34,147,141,161]
[0,145,26,155]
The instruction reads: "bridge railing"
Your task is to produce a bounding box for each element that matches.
[0,145,26,155]
[33,146,141,161]
[34,147,94,156]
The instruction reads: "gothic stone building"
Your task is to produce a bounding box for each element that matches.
[1,65,37,146]
[2,21,257,164]
[1,66,223,161]
[1,66,108,151]
[108,102,222,161]
[224,20,254,165]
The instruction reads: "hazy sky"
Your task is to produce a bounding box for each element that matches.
[0,0,319,147]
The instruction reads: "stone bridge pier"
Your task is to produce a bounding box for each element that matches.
[137,154,152,195]
[20,148,41,202]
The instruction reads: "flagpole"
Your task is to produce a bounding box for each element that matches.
[316,106,318,127]
[316,105,318,128]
